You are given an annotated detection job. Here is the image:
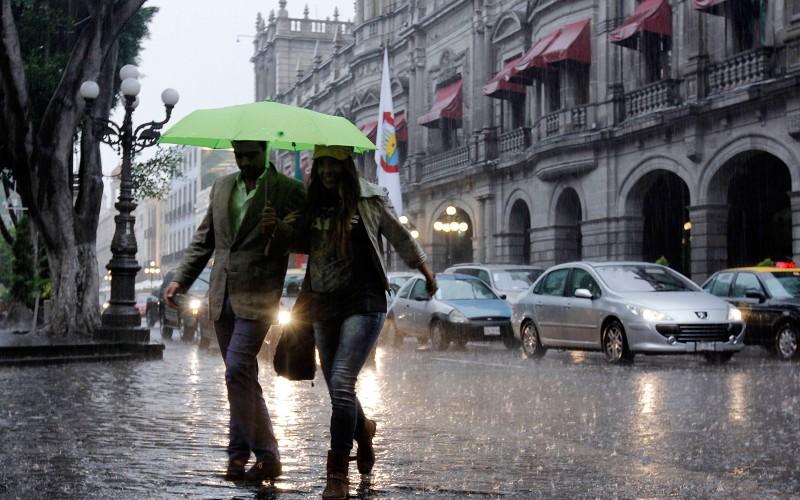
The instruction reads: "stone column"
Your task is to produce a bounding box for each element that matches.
[689,204,728,282]
[790,191,800,263]
[478,194,495,263]
[530,226,558,268]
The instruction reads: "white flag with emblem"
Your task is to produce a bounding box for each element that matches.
[375,48,403,216]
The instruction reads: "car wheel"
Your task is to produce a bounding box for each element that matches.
[602,320,633,364]
[430,321,449,351]
[704,352,734,364]
[774,323,799,360]
[146,310,157,328]
[387,320,404,348]
[181,323,196,342]
[521,321,546,359]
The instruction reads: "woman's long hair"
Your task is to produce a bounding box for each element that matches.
[307,156,361,257]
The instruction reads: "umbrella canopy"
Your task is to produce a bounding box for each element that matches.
[160,100,375,152]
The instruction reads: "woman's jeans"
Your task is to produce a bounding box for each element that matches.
[313,313,385,454]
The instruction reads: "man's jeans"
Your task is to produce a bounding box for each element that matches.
[313,313,385,454]
[214,295,279,463]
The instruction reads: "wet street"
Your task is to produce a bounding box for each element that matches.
[1,331,799,499]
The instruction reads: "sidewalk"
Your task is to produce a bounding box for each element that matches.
[0,327,164,366]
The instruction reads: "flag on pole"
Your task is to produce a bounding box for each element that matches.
[375,48,403,216]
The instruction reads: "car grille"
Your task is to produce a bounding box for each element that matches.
[655,323,743,343]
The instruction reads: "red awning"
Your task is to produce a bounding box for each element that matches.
[418,80,463,127]
[483,56,527,99]
[512,30,561,79]
[360,121,378,141]
[609,0,672,49]
[541,19,591,65]
[693,0,727,14]
[395,111,408,142]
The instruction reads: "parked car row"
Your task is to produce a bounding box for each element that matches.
[385,259,800,365]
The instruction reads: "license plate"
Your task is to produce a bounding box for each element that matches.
[484,326,501,336]
[695,342,716,352]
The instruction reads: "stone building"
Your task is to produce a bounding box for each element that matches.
[252,0,800,281]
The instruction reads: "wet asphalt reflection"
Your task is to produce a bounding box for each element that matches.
[0,331,799,499]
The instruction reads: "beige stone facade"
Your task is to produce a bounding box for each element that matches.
[252,0,800,281]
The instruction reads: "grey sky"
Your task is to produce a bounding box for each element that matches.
[102,0,354,174]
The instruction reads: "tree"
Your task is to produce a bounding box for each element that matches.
[131,145,184,201]
[0,0,155,336]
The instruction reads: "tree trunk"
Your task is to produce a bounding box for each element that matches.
[45,242,101,334]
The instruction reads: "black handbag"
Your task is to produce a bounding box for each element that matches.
[273,287,316,381]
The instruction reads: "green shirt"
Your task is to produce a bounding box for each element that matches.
[229,170,265,236]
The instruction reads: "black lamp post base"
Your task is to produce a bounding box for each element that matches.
[93,326,151,343]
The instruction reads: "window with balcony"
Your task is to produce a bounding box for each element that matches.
[729,1,764,53]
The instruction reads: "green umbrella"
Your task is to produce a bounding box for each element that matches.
[159,100,375,152]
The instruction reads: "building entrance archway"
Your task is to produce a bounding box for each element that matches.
[627,170,691,275]
[554,188,582,263]
[432,206,474,271]
[509,199,531,264]
[709,151,792,267]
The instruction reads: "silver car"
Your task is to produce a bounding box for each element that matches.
[512,262,746,364]
[386,274,515,350]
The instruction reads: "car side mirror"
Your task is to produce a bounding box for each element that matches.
[499,294,507,300]
[745,291,766,302]
[574,288,594,300]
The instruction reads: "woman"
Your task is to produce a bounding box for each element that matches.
[301,145,436,499]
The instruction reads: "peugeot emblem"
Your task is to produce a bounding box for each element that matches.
[695,311,708,319]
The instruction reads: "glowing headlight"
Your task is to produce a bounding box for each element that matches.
[448,309,468,323]
[626,304,672,322]
[277,309,292,325]
[102,302,109,310]
[728,306,742,322]
[189,298,201,310]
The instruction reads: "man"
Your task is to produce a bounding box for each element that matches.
[164,140,305,482]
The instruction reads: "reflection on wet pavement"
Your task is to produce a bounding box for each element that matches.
[1,333,798,498]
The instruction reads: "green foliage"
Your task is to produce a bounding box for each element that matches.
[655,255,670,267]
[756,258,774,267]
[0,234,12,292]
[11,0,71,125]
[10,1,158,122]
[131,146,184,200]
[8,217,48,308]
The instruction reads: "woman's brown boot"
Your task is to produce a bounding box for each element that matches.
[355,418,377,474]
[322,450,349,499]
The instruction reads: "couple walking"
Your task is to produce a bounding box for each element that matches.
[164,140,436,498]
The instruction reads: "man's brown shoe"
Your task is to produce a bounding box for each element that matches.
[224,459,247,481]
[244,459,282,482]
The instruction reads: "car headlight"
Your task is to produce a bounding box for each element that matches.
[448,309,469,323]
[626,304,672,322]
[728,306,742,322]
[277,309,292,325]
[102,302,110,310]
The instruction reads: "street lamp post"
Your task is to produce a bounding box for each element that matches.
[433,205,469,269]
[81,64,179,342]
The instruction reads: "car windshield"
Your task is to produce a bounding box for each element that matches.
[436,279,498,300]
[492,269,542,291]
[764,272,800,298]
[189,271,211,294]
[596,265,696,292]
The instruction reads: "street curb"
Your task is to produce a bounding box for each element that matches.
[0,342,165,367]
